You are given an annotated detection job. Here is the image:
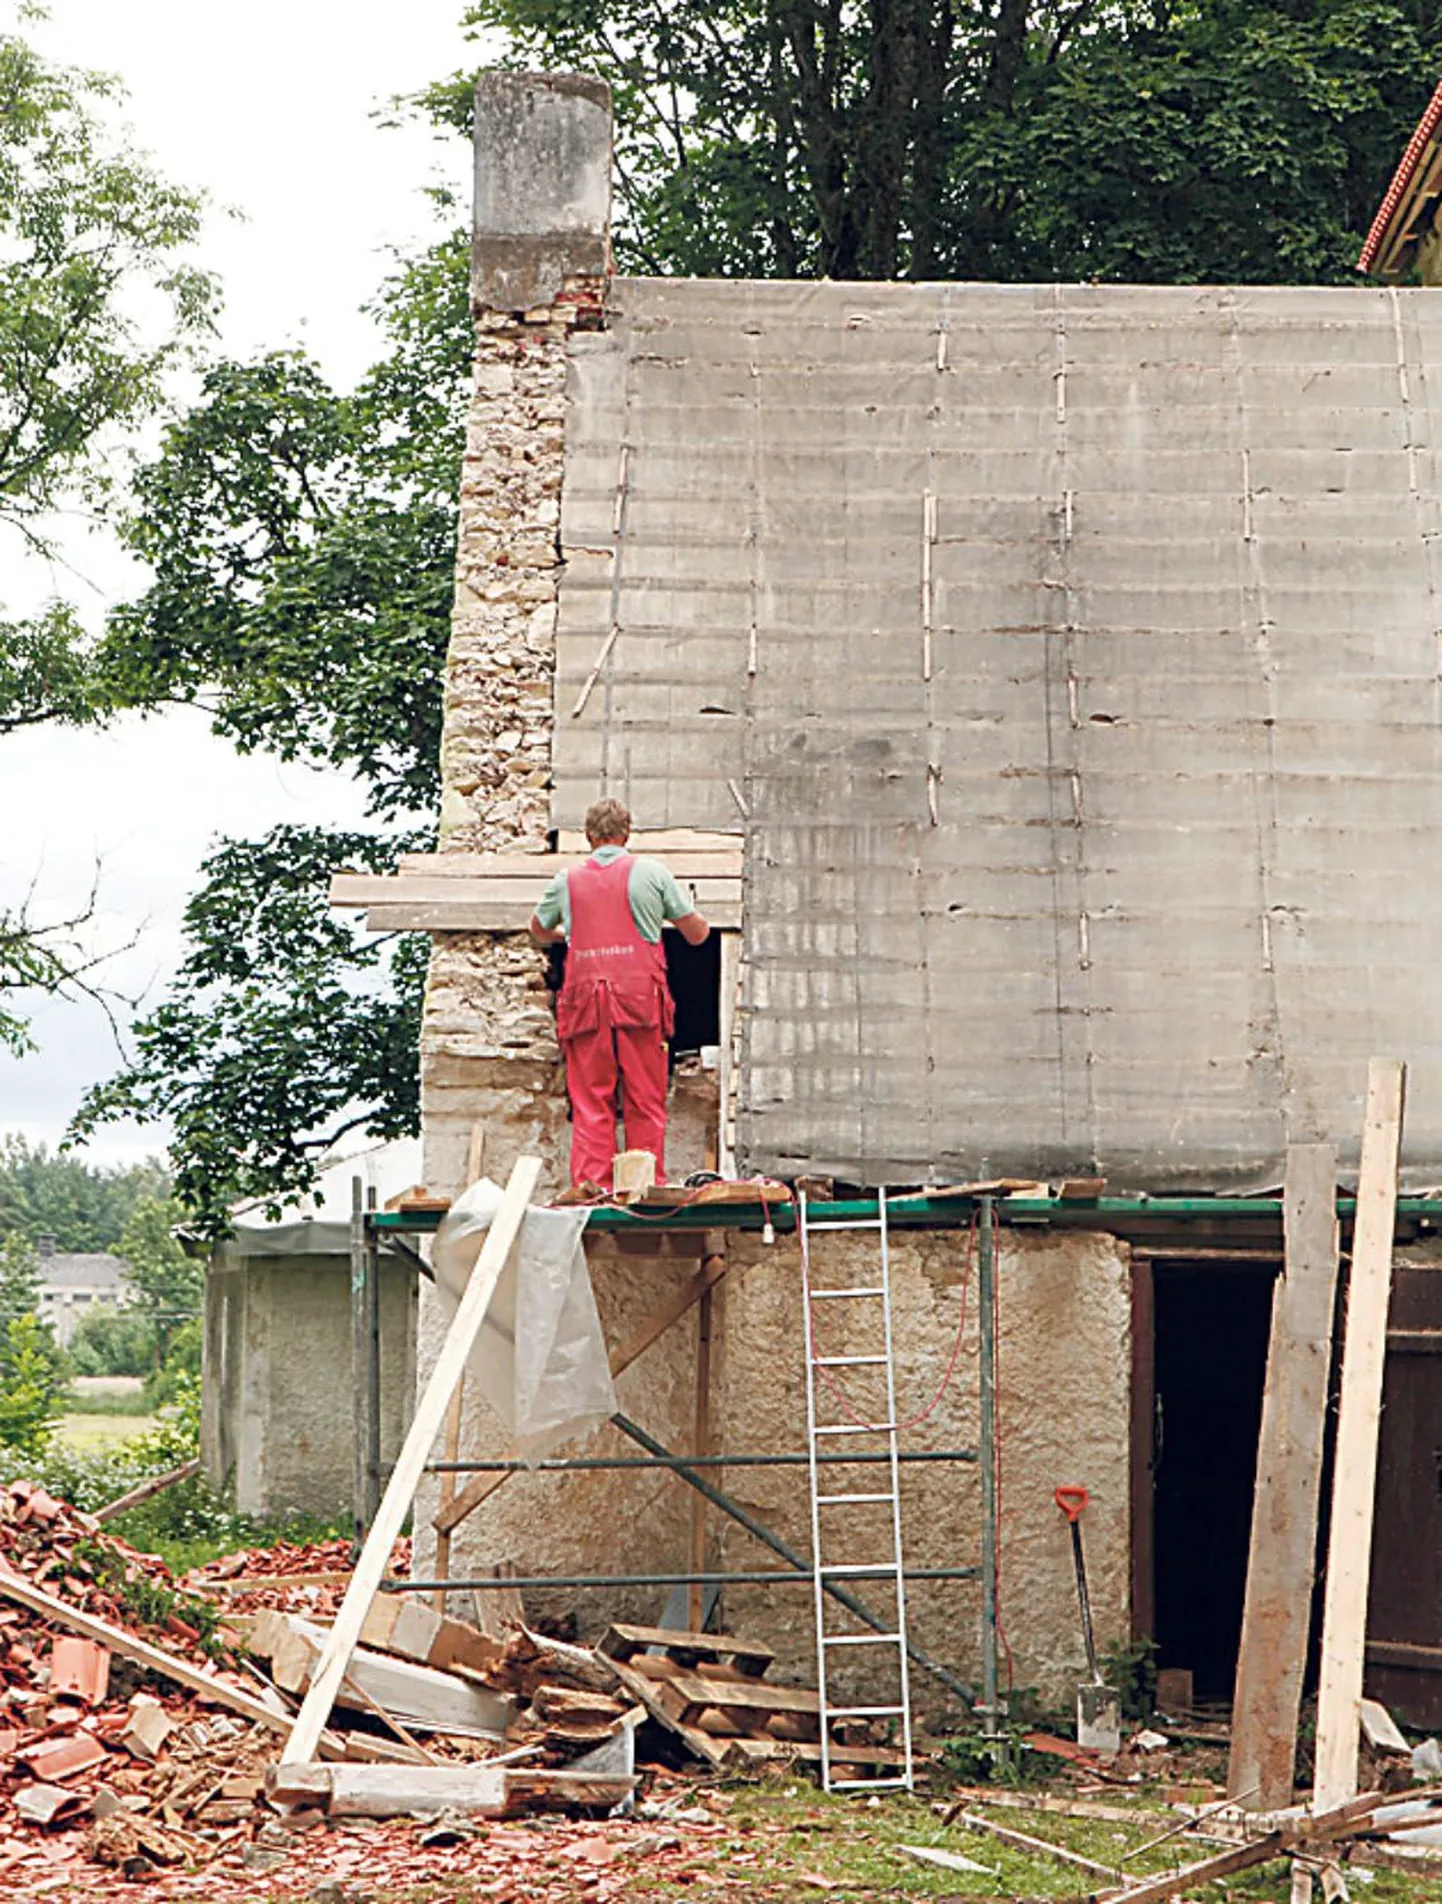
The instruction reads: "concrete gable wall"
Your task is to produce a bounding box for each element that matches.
[555,280,1442,1189]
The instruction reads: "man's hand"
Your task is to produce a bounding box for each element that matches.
[530,912,566,946]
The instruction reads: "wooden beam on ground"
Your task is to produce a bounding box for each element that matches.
[1228,1143,1341,1809]
[1313,1060,1406,1812]
[281,1155,541,1766]
[433,1239,733,1538]
[0,1566,292,1737]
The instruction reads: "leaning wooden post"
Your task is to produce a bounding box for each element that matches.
[282,1154,542,1766]
[687,1274,716,1631]
[1312,1060,1406,1812]
[1228,1143,1340,1808]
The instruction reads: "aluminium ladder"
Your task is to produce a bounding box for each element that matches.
[798,1189,915,1793]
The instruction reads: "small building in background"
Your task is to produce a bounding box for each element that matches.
[1360,80,1442,280]
[201,1140,421,1522]
[34,1238,133,1349]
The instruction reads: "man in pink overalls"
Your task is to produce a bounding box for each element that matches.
[530,799,711,1188]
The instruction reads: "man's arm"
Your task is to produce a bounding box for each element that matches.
[530,871,568,945]
[673,909,710,946]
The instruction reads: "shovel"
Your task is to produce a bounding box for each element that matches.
[1054,1484,1121,1754]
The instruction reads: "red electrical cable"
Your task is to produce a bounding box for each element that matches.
[802,1210,977,1433]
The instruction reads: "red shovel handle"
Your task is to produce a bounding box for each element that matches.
[1054,1483,1090,1524]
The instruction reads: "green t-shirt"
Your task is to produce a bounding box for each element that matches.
[534,845,695,944]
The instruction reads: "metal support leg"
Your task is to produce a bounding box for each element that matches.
[978,1194,1001,1734]
[366,1184,382,1526]
[611,1412,974,1705]
[349,1176,368,1550]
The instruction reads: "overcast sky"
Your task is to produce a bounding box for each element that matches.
[0,0,483,1165]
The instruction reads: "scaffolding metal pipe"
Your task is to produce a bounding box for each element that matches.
[978,1195,1000,1732]
[392,1567,982,1592]
[425,1448,977,1475]
[610,1412,975,1706]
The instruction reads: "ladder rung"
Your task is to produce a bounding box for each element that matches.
[809,1286,885,1299]
[806,1219,885,1232]
[826,1705,907,1718]
[819,1562,901,1578]
[822,1632,903,1646]
[815,1422,896,1436]
[830,1776,912,1791]
[815,1492,894,1505]
[814,1354,887,1367]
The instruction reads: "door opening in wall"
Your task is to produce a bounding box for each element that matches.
[1141,1257,1278,1701]
[664,931,721,1056]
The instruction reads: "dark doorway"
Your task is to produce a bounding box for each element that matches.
[1149,1259,1277,1699]
[664,931,721,1055]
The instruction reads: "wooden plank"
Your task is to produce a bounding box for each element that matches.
[332,874,744,907]
[266,1614,510,1737]
[1096,1833,1288,1904]
[598,1623,774,1676]
[433,1124,485,1613]
[0,1567,292,1737]
[556,828,741,855]
[653,1665,821,1720]
[93,1458,201,1524]
[1313,1059,1406,1812]
[398,851,743,879]
[1228,1143,1341,1809]
[360,899,743,933]
[953,1810,1117,1880]
[605,1653,731,1770]
[434,1247,733,1537]
[281,1155,541,1765]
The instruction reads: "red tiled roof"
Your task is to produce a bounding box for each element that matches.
[1359,79,1442,272]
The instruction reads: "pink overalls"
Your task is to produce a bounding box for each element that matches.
[557,854,674,1188]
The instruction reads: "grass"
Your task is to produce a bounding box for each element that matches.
[62,1383,153,1418]
[56,1410,159,1447]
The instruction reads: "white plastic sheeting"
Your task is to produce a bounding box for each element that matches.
[432,1181,616,1462]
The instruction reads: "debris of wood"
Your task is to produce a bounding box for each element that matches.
[612,1149,657,1198]
[899,1843,997,1876]
[266,1762,635,1820]
[251,1612,512,1737]
[92,1459,202,1525]
[1359,1697,1410,1755]
[360,1590,507,1677]
[949,1807,1119,1879]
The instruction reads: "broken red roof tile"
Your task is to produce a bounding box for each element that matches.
[1359,78,1442,272]
[17,1733,109,1783]
[48,1639,110,1707]
[13,1783,91,1828]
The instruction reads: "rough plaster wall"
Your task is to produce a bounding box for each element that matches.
[208,1260,416,1522]
[415,1223,1129,1711]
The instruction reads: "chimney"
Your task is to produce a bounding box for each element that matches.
[472,72,612,313]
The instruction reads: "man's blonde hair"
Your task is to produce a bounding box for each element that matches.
[584,798,632,846]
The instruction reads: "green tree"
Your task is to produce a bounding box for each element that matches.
[114,1195,203,1363]
[0,1135,169,1251]
[0,23,213,1050]
[68,1304,157,1378]
[0,1314,65,1457]
[0,1230,41,1320]
[433,0,1441,282]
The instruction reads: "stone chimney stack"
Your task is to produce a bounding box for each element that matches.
[471,72,612,314]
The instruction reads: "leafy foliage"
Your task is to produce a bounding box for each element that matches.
[0,24,212,1048]
[73,828,429,1232]
[438,0,1442,283]
[113,1195,202,1361]
[67,1306,158,1377]
[0,1314,66,1456]
[0,1231,41,1319]
[0,1135,169,1252]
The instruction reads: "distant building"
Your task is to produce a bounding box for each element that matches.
[33,1236,133,1348]
[1360,80,1442,279]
